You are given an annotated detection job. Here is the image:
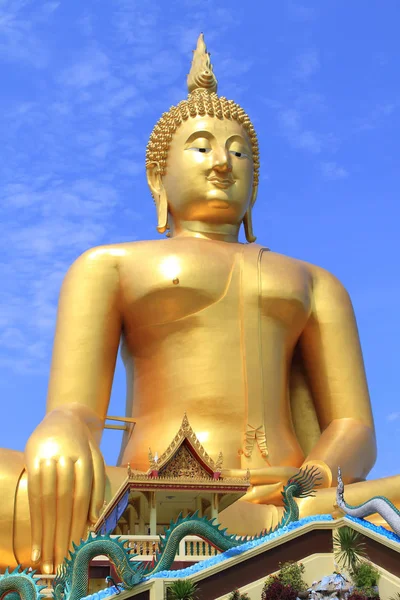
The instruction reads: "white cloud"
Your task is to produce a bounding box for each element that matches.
[0,176,122,373]
[0,0,53,68]
[321,162,349,180]
[356,103,397,132]
[58,47,111,88]
[294,50,319,80]
[40,2,60,16]
[279,109,322,153]
[387,412,400,422]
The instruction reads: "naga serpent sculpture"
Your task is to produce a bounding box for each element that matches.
[0,568,46,600]
[336,465,400,536]
[3,468,400,600]
[1,467,321,600]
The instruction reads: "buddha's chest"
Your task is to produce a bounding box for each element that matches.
[120,241,311,334]
[120,240,237,327]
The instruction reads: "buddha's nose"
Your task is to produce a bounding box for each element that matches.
[213,148,232,172]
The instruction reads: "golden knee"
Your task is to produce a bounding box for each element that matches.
[0,448,26,569]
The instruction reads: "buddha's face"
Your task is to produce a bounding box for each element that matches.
[152,115,255,227]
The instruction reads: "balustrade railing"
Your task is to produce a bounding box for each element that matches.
[91,534,220,561]
[18,534,219,596]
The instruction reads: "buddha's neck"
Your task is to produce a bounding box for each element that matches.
[170,220,241,243]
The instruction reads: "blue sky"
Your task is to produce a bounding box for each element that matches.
[0,1,399,482]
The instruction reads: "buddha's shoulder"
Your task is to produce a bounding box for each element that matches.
[260,248,347,290]
[72,240,162,267]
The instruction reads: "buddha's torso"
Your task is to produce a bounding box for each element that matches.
[116,237,313,472]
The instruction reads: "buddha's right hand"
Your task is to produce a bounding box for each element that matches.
[24,405,105,573]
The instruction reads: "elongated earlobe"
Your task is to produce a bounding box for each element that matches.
[243,208,256,243]
[244,185,258,243]
[146,162,169,235]
[156,188,169,234]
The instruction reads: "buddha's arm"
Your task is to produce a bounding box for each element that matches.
[46,247,122,441]
[299,266,377,485]
[25,247,122,570]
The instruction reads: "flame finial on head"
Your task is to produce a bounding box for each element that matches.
[187,33,218,94]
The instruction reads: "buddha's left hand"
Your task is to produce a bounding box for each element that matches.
[221,461,332,504]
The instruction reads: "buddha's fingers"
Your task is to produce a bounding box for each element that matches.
[27,466,43,564]
[54,457,74,570]
[249,466,299,486]
[88,439,105,524]
[221,466,299,485]
[70,458,93,549]
[241,482,284,504]
[40,458,57,574]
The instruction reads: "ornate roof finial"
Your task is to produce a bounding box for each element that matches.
[148,447,157,470]
[187,33,218,94]
[215,451,223,472]
[182,412,190,432]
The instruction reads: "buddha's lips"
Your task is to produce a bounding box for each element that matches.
[207,176,235,189]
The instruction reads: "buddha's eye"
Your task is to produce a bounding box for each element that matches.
[229,150,249,159]
[187,147,212,154]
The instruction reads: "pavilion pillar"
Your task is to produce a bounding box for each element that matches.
[138,495,146,535]
[211,493,219,521]
[149,492,157,535]
[195,495,203,517]
[128,504,136,535]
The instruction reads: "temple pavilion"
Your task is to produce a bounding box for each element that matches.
[93,414,250,536]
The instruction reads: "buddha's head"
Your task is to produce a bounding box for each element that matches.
[146,34,259,242]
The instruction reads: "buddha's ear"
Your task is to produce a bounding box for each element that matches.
[146,162,169,234]
[146,161,163,197]
[244,184,258,243]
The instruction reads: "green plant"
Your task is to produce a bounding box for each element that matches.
[334,526,368,572]
[227,590,250,600]
[351,560,380,591]
[262,561,307,598]
[277,561,307,592]
[166,579,198,600]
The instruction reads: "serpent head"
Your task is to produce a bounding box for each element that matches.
[336,466,344,501]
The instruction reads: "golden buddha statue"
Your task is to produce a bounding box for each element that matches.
[1,34,399,574]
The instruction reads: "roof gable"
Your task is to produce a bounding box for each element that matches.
[148,413,223,477]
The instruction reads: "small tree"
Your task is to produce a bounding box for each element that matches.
[334,526,367,573]
[277,561,308,592]
[262,561,307,596]
[166,579,198,600]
